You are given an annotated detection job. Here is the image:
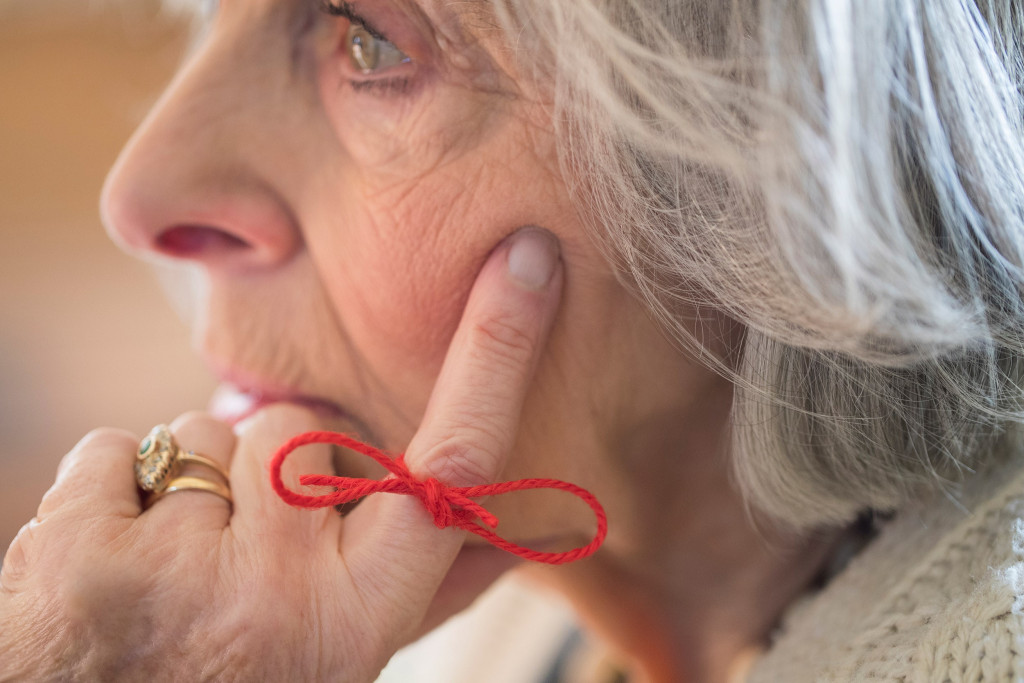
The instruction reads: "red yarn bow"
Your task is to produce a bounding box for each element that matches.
[270,431,608,565]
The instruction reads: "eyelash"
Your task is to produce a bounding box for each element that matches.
[318,1,386,40]
[317,1,415,97]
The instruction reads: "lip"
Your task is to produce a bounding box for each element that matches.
[205,362,348,427]
[209,383,350,426]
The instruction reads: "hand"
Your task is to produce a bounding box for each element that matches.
[0,228,563,682]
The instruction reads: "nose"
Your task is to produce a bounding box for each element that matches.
[101,31,301,272]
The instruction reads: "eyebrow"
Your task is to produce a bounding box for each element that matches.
[170,0,501,67]
[318,1,390,40]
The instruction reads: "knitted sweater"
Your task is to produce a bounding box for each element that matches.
[380,455,1024,682]
[748,454,1024,682]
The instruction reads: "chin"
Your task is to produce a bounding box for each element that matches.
[414,544,524,638]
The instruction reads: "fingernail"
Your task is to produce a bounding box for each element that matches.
[506,227,560,290]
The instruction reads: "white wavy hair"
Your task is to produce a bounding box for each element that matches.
[487,0,1024,526]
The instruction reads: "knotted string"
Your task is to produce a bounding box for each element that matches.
[270,431,608,565]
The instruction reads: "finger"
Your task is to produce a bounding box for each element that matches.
[346,227,563,607]
[230,403,339,545]
[411,227,563,482]
[141,412,236,529]
[37,428,141,520]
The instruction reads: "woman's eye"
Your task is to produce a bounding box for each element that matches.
[347,23,410,74]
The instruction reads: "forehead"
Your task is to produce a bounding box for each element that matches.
[170,0,525,92]
[171,0,506,61]
[168,0,494,26]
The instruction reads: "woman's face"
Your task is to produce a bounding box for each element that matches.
[102,0,713,625]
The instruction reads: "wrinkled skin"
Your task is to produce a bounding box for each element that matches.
[1,235,563,681]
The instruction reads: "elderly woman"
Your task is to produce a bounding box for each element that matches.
[3,0,1023,680]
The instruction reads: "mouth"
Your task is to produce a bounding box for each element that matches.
[205,366,573,627]
[203,354,356,427]
[208,382,349,427]
[205,364,387,481]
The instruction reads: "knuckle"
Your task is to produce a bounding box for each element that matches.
[469,311,537,368]
[53,427,136,482]
[36,482,67,518]
[73,427,139,455]
[169,410,218,430]
[1,520,38,589]
[235,402,320,442]
[420,434,500,487]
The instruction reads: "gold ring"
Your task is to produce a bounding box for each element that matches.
[145,476,233,508]
[135,424,230,495]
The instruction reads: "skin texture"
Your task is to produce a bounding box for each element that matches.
[1,235,564,681]
[1,1,831,681]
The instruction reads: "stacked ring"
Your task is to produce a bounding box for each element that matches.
[145,476,232,506]
[135,424,232,508]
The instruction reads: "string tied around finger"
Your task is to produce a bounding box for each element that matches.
[269,431,607,565]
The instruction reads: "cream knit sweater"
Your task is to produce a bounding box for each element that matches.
[749,453,1024,682]
[380,454,1024,682]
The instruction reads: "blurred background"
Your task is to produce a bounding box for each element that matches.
[0,1,213,556]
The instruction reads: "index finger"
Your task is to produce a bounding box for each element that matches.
[409,226,564,484]
[344,227,563,611]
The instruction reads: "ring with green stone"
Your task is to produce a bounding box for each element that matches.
[134,424,230,497]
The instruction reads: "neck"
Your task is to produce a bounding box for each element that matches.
[523,487,835,682]
[525,365,837,682]
[527,514,835,683]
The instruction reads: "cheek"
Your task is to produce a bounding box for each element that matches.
[305,176,506,408]
[305,81,574,428]
[345,233,471,374]
[320,74,506,175]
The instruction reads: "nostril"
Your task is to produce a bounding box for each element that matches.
[156,225,251,259]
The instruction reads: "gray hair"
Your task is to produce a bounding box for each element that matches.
[490,0,1024,527]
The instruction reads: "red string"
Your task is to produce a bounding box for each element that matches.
[269,431,608,565]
